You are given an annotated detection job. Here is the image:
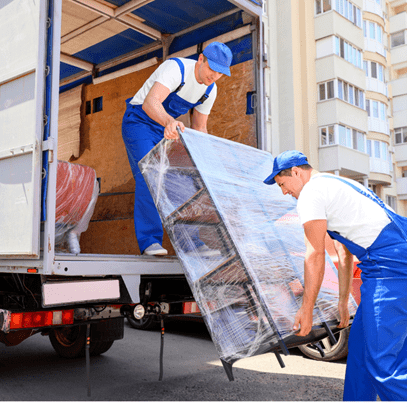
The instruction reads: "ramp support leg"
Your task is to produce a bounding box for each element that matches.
[221,359,234,381]
[274,351,285,368]
[322,322,337,345]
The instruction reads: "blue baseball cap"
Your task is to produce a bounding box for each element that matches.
[203,42,233,76]
[264,150,309,185]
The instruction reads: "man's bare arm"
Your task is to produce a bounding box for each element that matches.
[191,109,209,133]
[294,219,327,336]
[333,239,353,328]
[142,82,185,139]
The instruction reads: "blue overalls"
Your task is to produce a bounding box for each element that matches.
[320,175,407,401]
[122,58,214,253]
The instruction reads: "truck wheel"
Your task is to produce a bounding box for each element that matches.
[126,314,158,330]
[89,339,114,356]
[49,325,88,358]
[49,325,114,358]
[297,326,350,362]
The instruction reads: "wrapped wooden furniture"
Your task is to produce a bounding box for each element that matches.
[139,128,357,380]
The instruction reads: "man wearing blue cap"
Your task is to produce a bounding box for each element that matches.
[122,42,233,256]
[264,150,407,401]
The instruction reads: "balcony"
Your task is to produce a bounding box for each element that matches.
[315,11,364,49]
[366,77,388,96]
[319,145,370,177]
[391,76,407,98]
[390,12,407,35]
[363,0,384,19]
[391,44,407,69]
[315,55,366,89]
[364,37,386,57]
[396,177,407,199]
[318,99,368,132]
[370,157,391,174]
[368,117,390,135]
[395,143,407,165]
[394,109,407,129]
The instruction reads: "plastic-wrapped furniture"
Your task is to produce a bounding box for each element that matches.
[55,161,99,254]
[139,129,358,380]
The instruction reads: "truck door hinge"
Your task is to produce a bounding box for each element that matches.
[42,138,55,163]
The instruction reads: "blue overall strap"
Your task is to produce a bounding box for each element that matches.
[197,83,215,104]
[319,175,407,241]
[168,57,214,104]
[168,58,185,92]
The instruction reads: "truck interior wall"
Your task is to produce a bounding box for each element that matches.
[61,59,256,255]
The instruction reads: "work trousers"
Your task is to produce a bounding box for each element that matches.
[344,276,407,401]
[122,107,203,253]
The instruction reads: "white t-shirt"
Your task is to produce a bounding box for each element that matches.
[297,173,392,249]
[129,58,217,116]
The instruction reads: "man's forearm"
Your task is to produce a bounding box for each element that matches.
[142,96,175,128]
[336,243,354,302]
[303,250,326,311]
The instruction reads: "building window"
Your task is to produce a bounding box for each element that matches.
[371,62,377,78]
[321,124,366,152]
[334,36,362,68]
[333,0,362,27]
[320,125,336,146]
[337,79,364,109]
[338,80,343,99]
[318,80,335,101]
[378,64,383,82]
[366,99,389,124]
[374,140,380,157]
[364,60,386,83]
[386,196,397,212]
[372,101,379,118]
[395,127,407,145]
[367,140,390,166]
[369,22,375,40]
[349,85,354,104]
[391,31,406,48]
[316,0,331,14]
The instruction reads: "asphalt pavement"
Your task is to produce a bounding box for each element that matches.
[0,318,347,402]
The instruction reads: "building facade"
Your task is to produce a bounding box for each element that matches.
[263,0,407,216]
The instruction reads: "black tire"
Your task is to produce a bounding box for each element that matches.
[297,327,350,362]
[126,314,159,330]
[89,339,114,356]
[49,325,114,359]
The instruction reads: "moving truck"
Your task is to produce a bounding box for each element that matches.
[0,0,265,357]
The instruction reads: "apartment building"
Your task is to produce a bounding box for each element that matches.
[264,0,407,216]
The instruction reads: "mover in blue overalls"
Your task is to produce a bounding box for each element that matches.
[264,150,407,401]
[122,42,233,256]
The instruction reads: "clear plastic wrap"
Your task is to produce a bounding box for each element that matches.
[139,129,358,364]
[55,161,99,254]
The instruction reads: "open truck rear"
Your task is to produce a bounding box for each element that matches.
[0,0,265,359]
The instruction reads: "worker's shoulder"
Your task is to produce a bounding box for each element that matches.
[165,57,196,67]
